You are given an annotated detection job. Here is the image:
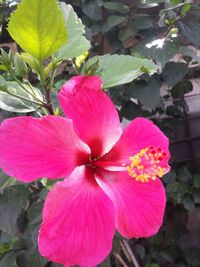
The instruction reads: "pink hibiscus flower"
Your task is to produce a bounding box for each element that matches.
[0,75,170,267]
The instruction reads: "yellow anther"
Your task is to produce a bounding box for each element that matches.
[127,146,168,183]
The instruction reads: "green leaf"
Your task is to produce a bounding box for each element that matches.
[83,54,158,88]
[121,101,142,120]
[13,53,28,78]
[22,201,47,267]
[83,1,102,20]
[177,166,192,183]
[184,247,200,267]
[178,12,200,47]
[179,46,200,63]
[162,169,176,184]
[182,195,195,211]
[0,251,18,267]
[134,244,145,259]
[98,256,111,267]
[103,15,126,32]
[28,201,43,227]
[170,0,182,5]
[19,53,40,73]
[132,37,180,66]
[118,27,136,42]
[162,62,188,86]
[0,76,7,92]
[0,233,14,256]
[112,235,121,254]
[181,3,191,16]
[133,14,153,30]
[0,49,11,71]
[8,0,67,60]
[56,3,90,60]
[0,171,19,190]
[193,192,200,204]
[0,65,7,72]
[193,174,200,189]
[0,185,29,235]
[166,181,180,194]
[127,77,161,109]
[102,2,129,13]
[171,80,193,98]
[0,81,43,113]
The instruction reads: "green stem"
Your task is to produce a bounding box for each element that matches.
[9,70,45,104]
[48,66,57,91]
[70,59,78,74]
[41,107,49,115]
[38,60,46,89]
[44,86,54,115]
[36,61,55,115]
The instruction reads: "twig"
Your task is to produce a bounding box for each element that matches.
[114,253,128,267]
[188,63,200,69]
[121,240,140,267]
[120,240,131,262]
[44,86,54,115]
[70,59,78,74]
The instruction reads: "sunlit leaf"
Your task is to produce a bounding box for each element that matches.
[132,37,180,66]
[8,0,67,60]
[83,54,158,88]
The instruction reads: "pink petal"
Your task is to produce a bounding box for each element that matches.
[95,168,166,238]
[59,75,122,158]
[0,116,90,182]
[100,117,169,166]
[39,166,115,267]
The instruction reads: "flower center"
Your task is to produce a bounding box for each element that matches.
[88,156,100,169]
[127,146,169,183]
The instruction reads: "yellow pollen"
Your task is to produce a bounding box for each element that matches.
[127,146,168,183]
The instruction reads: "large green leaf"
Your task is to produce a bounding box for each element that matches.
[56,3,90,60]
[0,78,43,113]
[132,37,180,66]
[127,77,161,109]
[8,0,67,60]
[83,54,158,88]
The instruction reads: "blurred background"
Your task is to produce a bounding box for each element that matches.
[0,0,200,266]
